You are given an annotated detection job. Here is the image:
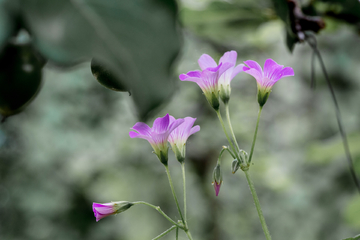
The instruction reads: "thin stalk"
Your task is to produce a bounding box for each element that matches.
[185,230,194,240]
[152,225,177,240]
[216,110,238,159]
[244,170,272,240]
[133,201,183,229]
[181,163,188,225]
[305,34,360,193]
[225,104,240,153]
[248,107,262,164]
[176,227,179,240]
[164,165,185,225]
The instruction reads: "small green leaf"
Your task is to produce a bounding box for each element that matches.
[20,0,181,120]
[0,41,43,117]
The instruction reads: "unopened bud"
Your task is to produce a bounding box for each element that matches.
[231,159,240,174]
[92,201,133,222]
[212,163,223,196]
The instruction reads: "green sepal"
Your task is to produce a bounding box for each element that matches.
[257,88,270,107]
[172,144,185,163]
[212,163,222,183]
[113,201,134,214]
[231,159,240,174]
[205,91,220,111]
[157,149,169,166]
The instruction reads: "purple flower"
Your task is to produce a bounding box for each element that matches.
[218,51,245,103]
[168,116,200,162]
[129,114,184,165]
[243,59,294,107]
[179,54,233,110]
[93,201,133,222]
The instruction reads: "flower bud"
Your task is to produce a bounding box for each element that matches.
[231,159,240,174]
[219,84,230,104]
[92,201,133,222]
[212,163,223,196]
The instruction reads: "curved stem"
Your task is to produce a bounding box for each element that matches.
[164,165,185,225]
[181,163,187,225]
[152,225,177,240]
[248,107,262,164]
[244,170,272,240]
[225,104,240,153]
[305,35,360,193]
[133,201,183,229]
[216,110,238,159]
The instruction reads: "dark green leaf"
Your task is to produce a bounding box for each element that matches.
[286,31,298,53]
[0,0,15,51]
[20,0,181,120]
[0,42,43,117]
[91,58,128,92]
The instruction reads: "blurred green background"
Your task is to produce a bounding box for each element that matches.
[1,0,360,240]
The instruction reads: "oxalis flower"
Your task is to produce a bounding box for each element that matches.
[218,51,245,104]
[179,54,233,110]
[129,114,184,165]
[243,59,294,107]
[93,201,133,222]
[168,116,200,163]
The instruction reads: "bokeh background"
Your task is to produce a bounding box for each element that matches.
[1,0,360,240]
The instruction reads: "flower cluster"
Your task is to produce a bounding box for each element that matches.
[180,51,294,107]
[129,113,200,165]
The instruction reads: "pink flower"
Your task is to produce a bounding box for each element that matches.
[218,51,245,103]
[179,54,233,110]
[243,59,294,107]
[93,201,133,222]
[129,114,184,165]
[168,116,200,162]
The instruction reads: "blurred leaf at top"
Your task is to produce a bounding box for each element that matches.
[20,0,181,120]
[180,1,271,50]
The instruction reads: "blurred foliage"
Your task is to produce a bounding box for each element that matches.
[0,0,181,120]
[1,0,360,240]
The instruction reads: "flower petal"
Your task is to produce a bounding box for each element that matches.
[244,60,263,75]
[263,59,283,79]
[230,63,245,80]
[186,70,202,78]
[189,125,200,136]
[218,62,233,78]
[198,54,217,70]
[243,67,263,85]
[153,114,170,133]
[219,50,237,66]
[131,122,151,136]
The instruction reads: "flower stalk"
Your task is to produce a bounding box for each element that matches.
[248,107,262,164]
[244,170,272,240]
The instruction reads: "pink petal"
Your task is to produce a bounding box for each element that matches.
[168,118,185,135]
[264,59,283,78]
[244,60,263,75]
[153,114,170,133]
[243,67,263,85]
[201,68,220,88]
[186,70,202,78]
[189,125,200,136]
[198,54,217,70]
[219,50,237,66]
[214,182,221,196]
[230,63,245,80]
[131,122,151,136]
[218,62,233,78]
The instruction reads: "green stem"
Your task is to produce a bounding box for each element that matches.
[185,230,194,240]
[152,225,177,240]
[176,227,179,240]
[248,107,262,164]
[181,163,187,224]
[164,165,185,225]
[216,110,238,159]
[133,201,183,229]
[225,104,240,153]
[244,170,272,240]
